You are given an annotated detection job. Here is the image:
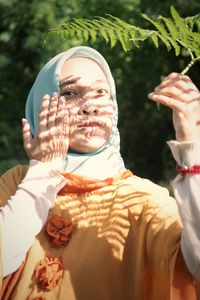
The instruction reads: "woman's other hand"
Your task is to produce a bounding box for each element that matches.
[148,72,200,142]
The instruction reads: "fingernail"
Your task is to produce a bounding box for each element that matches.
[43,94,50,99]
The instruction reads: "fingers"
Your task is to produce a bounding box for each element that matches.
[46,93,69,136]
[56,97,70,145]
[38,94,50,134]
[155,79,196,95]
[148,72,199,108]
[47,93,59,132]
[151,72,198,94]
[149,87,199,104]
[55,96,67,128]
[163,72,191,82]
[22,118,33,152]
[38,93,68,135]
[163,73,198,90]
[148,93,188,115]
[153,74,198,101]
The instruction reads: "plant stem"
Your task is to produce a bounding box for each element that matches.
[181,55,200,74]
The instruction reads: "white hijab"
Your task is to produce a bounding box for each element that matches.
[25,46,126,179]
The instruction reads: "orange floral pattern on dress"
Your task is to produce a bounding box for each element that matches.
[28,295,46,300]
[58,170,132,194]
[46,215,75,248]
[34,256,64,291]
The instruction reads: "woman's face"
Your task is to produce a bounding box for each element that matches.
[59,57,114,153]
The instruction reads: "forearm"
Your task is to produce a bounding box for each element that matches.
[168,140,200,279]
[0,160,67,277]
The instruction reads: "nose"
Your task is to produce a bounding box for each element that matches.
[79,106,98,115]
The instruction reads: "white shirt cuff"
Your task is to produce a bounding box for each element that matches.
[167,140,200,167]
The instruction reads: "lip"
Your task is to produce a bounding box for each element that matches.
[77,122,101,128]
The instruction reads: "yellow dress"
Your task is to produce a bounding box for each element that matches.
[0,165,197,300]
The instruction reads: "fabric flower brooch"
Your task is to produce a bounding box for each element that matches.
[46,215,76,248]
[34,256,64,291]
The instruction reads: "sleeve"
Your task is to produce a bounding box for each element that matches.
[0,229,2,288]
[167,140,200,279]
[0,160,67,277]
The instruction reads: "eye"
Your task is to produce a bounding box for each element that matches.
[96,88,108,96]
[61,90,78,99]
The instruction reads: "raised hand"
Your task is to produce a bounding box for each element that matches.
[22,93,69,170]
[148,72,200,141]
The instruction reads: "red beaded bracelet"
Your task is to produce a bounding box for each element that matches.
[176,165,200,176]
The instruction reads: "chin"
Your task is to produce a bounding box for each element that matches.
[70,139,108,154]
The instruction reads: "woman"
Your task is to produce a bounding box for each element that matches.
[0,46,198,299]
[149,72,200,279]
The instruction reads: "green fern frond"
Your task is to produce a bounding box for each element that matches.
[85,20,109,43]
[141,13,169,36]
[156,17,180,56]
[105,15,144,51]
[158,16,178,39]
[98,28,110,44]
[186,13,200,30]
[94,16,126,49]
[170,6,185,31]
[166,36,180,56]
[48,6,200,73]
[107,28,117,48]
[96,16,122,29]
[106,15,134,29]
[150,33,159,48]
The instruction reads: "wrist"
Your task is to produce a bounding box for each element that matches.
[175,126,199,142]
[41,158,66,171]
[29,158,66,172]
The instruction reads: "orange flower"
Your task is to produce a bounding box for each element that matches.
[35,256,64,291]
[46,215,75,248]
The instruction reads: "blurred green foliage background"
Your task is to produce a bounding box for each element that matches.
[0,0,199,185]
